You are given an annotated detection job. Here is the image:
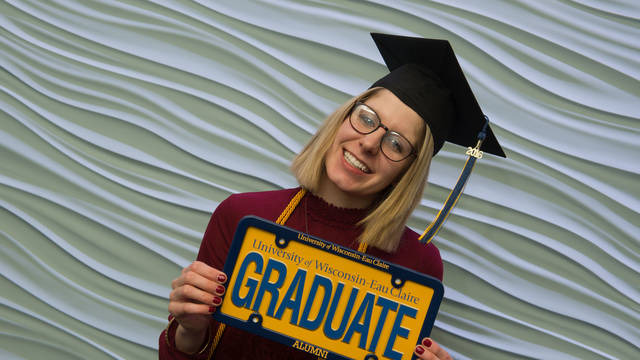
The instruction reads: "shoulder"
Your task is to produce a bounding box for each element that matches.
[219,188,300,215]
[225,187,301,203]
[393,227,444,281]
[199,188,302,267]
[214,187,301,224]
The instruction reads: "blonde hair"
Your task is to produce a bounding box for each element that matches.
[291,88,434,252]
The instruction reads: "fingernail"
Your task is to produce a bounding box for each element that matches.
[422,338,432,347]
[212,297,221,305]
[209,306,216,313]
[415,346,424,355]
[216,285,225,295]
[217,274,227,283]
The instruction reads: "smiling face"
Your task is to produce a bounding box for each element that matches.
[318,89,425,208]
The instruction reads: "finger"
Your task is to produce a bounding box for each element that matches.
[414,345,438,360]
[173,270,226,296]
[170,284,224,307]
[168,301,218,317]
[188,261,228,284]
[421,338,452,360]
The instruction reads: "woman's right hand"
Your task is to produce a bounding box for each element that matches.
[168,261,227,352]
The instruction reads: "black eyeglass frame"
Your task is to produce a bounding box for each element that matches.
[349,101,417,162]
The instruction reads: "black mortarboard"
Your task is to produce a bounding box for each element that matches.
[370,33,505,158]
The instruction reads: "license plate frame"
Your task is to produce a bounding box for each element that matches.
[213,216,443,360]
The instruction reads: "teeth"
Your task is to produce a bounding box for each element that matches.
[344,151,370,173]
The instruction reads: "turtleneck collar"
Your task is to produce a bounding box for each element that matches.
[304,191,370,227]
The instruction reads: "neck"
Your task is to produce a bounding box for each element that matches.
[315,178,375,210]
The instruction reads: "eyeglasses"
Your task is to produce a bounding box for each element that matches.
[349,102,417,162]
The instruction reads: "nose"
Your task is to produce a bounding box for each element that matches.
[359,127,385,155]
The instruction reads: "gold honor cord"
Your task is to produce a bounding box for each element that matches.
[418,119,489,245]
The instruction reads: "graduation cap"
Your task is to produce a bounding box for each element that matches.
[370,32,505,157]
[368,33,506,243]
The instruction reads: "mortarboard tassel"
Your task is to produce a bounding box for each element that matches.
[419,116,490,244]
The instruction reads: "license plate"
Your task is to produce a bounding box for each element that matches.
[214,216,443,360]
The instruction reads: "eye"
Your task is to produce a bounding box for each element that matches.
[358,113,378,128]
[386,135,404,154]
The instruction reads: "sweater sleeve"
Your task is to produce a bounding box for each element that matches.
[196,197,238,271]
[159,315,213,360]
[424,242,444,282]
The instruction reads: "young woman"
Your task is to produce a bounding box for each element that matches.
[160,33,503,360]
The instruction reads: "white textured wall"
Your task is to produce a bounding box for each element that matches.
[1,1,638,359]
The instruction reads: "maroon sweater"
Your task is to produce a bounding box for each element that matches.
[159,188,443,359]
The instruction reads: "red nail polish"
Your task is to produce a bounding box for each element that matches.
[422,338,432,347]
[212,297,221,305]
[217,274,227,283]
[216,285,225,294]
[415,345,424,355]
[209,306,215,313]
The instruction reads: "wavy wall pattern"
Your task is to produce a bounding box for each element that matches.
[1,1,638,359]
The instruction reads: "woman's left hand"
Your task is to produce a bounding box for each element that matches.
[413,338,452,360]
